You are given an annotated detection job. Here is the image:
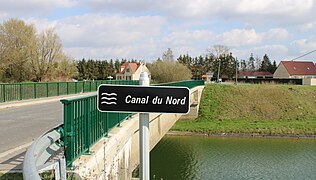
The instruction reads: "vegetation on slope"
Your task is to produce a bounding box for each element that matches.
[173,84,316,135]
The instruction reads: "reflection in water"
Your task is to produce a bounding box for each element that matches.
[150,136,316,180]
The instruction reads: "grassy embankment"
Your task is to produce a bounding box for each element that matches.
[172,84,316,136]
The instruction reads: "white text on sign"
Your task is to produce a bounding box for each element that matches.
[125,95,186,105]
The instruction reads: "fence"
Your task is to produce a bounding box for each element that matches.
[211,78,303,85]
[236,78,302,85]
[61,80,205,167]
[0,80,139,102]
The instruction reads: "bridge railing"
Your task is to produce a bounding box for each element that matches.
[61,80,204,167]
[156,80,205,89]
[60,80,138,167]
[61,96,134,167]
[0,80,139,102]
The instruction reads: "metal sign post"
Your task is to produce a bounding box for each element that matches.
[139,72,150,180]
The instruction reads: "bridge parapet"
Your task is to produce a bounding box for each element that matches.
[71,85,204,179]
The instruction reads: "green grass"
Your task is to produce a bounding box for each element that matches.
[173,84,316,135]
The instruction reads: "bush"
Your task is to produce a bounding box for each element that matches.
[148,60,192,83]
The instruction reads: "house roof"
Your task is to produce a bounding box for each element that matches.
[117,62,141,74]
[281,61,316,75]
[239,71,273,76]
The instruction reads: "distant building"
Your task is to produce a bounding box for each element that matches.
[273,61,316,79]
[201,72,214,82]
[239,71,273,78]
[116,62,151,80]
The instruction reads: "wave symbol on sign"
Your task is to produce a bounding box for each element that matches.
[101,92,117,105]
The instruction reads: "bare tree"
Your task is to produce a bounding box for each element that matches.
[30,28,64,81]
[162,48,174,61]
[255,56,261,71]
[209,45,230,58]
[208,45,230,81]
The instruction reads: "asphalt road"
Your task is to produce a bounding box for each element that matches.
[0,101,63,153]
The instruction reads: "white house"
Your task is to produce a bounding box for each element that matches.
[116,62,151,80]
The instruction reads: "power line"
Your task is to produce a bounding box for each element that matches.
[291,49,316,61]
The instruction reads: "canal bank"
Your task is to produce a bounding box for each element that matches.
[172,84,316,136]
[167,131,316,139]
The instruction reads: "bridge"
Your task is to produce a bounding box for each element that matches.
[0,80,204,179]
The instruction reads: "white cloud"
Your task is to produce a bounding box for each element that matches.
[299,23,315,31]
[218,28,290,47]
[289,38,316,56]
[163,30,214,46]
[30,14,166,47]
[263,28,289,40]
[232,44,288,63]
[236,0,313,15]
[220,29,263,47]
[80,0,151,12]
[2,0,316,63]
[253,45,288,58]
[28,14,166,59]
[78,0,315,20]
[0,0,76,20]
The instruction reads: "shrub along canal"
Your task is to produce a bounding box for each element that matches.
[150,136,316,179]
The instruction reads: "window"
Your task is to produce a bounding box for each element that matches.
[307,67,310,70]
[126,68,130,73]
[293,67,297,70]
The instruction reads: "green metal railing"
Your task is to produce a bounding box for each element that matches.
[156,80,205,89]
[0,80,139,102]
[61,96,133,167]
[60,80,204,167]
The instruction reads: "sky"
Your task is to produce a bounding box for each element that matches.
[1,0,316,63]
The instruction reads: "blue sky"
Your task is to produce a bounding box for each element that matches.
[1,0,316,63]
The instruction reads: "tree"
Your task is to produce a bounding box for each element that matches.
[114,59,121,73]
[210,45,230,58]
[0,19,76,82]
[208,45,230,80]
[86,59,99,80]
[30,28,64,82]
[247,53,255,71]
[0,19,37,82]
[148,60,192,83]
[77,58,88,80]
[162,48,174,61]
[268,60,277,74]
[215,52,237,79]
[255,56,261,71]
[54,56,77,81]
[240,59,247,71]
[259,54,272,72]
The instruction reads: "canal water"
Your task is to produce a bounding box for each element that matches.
[150,136,316,180]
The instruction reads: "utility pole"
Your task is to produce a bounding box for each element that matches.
[217,57,221,83]
[235,57,238,85]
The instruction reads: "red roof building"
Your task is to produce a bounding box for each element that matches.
[116,62,151,80]
[239,71,273,78]
[273,61,316,79]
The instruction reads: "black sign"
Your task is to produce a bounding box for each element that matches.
[97,85,190,114]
